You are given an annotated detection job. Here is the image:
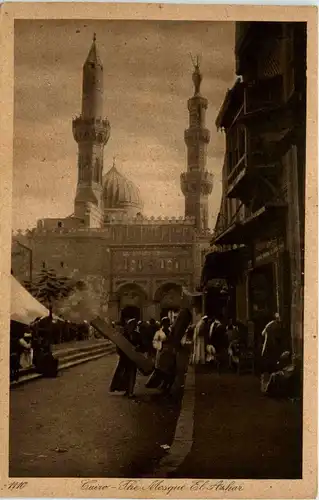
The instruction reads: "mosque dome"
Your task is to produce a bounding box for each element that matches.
[102,165,143,212]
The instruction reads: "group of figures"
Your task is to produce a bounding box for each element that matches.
[190,315,247,368]
[109,314,190,398]
[189,311,298,398]
[10,321,58,382]
[260,314,298,398]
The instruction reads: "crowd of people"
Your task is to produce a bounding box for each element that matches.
[109,309,298,400]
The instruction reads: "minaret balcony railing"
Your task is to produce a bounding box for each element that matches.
[181,170,213,183]
[73,116,110,129]
[180,170,213,196]
[72,116,111,143]
[184,127,210,144]
[188,95,209,109]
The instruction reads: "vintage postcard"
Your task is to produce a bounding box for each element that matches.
[0,2,317,499]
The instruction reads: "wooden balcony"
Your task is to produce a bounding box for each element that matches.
[213,201,287,246]
[213,222,244,246]
[248,148,281,181]
[226,136,282,201]
[244,76,284,117]
[226,154,250,200]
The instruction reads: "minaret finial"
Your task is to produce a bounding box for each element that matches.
[93,32,96,43]
[113,155,116,168]
[190,53,202,96]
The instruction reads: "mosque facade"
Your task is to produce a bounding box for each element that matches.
[12,37,214,322]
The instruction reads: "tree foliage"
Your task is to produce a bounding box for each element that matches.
[23,268,85,318]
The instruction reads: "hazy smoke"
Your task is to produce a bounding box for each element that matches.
[57,282,108,324]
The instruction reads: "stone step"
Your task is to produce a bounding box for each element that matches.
[57,344,114,365]
[54,340,112,360]
[11,342,116,387]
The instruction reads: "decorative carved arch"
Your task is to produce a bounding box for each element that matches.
[154,282,183,305]
[115,282,148,303]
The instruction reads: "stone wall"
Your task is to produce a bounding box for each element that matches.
[11,224,210,321]
[27,234,110,278]
[31,217,197,245]
[37,217,83,231]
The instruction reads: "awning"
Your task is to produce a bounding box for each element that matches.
[11,276,50,325]
[201,248,245,286]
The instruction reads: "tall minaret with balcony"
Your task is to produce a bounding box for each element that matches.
[72,34,110,227]
[181,59,213,231]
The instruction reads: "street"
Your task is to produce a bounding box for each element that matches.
[9,353,184,478]
[9,346,302,480]
[171,367,302,479]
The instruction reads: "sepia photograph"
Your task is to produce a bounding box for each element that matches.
[2,6,316,495]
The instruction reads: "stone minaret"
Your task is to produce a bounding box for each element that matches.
[181,59,213,231]
[73,34,110,228]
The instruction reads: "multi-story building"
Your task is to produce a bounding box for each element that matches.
[202,22,306,365]
[12,37,214,323]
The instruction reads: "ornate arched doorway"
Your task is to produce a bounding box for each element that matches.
[115,283,148,324]
[154,283,182,321]
[121,306,141,323]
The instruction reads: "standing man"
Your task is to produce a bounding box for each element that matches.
[192,315,210,365]
[19,332,33,369]
[110,318,143,398]
[206,316,228,369]
[146,316,176,392]
[261,313,287,375]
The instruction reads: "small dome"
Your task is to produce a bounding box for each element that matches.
[102,165,143,210]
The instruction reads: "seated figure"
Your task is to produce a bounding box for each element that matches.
[261,351,297,398]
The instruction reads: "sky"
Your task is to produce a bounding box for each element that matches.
[13,20,235,230]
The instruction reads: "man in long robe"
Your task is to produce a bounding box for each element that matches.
[192,315,210,365]
[146,317,176,392]
[261,313,286,374]
[110,318,144,398]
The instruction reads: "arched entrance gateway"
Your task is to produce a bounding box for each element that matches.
[154,283,183,321]
[121,306,141,323]
[115,283,148,324]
